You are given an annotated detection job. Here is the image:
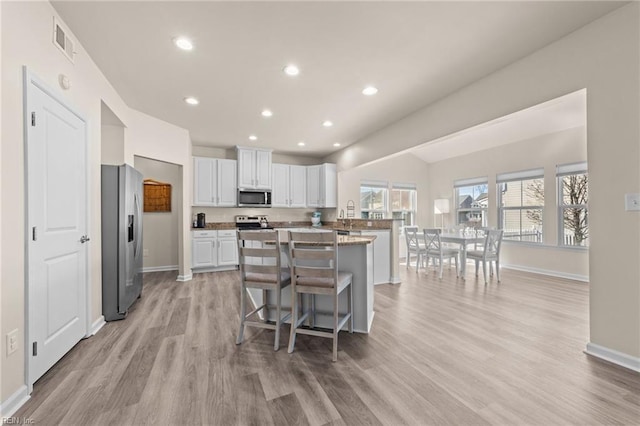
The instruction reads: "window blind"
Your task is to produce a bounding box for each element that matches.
[556,162,587,176]
[392,182,417,190]
[361,180,388,188]
[496,168,544,183]
[454,176,488,188]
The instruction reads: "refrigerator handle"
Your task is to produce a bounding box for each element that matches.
[134,193,142,258]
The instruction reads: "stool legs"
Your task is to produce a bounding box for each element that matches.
[236,283,247,345]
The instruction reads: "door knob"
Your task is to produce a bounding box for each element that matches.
[80,235,90,243]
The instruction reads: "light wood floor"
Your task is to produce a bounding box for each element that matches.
[15,264,640,425]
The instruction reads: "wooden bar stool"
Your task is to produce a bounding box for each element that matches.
[287,230,353,362]
[236,230,291,351]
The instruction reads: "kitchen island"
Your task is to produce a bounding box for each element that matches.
[247,231,376,333]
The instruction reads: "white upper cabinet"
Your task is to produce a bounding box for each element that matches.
[194,157,216,206]
[289,165,307,207]
[272,163,289,207]
[272,163,307,208]
[237,147,272,189]
[306,163,336,208]
[306,165,322,208]
[217,159,237,206]
[193,157,237,206]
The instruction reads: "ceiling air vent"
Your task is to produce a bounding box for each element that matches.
[52,17,75,63]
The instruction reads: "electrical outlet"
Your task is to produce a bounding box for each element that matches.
[6,329,18,356]
[143,249,149,257]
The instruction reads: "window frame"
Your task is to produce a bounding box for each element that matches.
[454,177,489,227]
[497,168,545,244]
[391,184,417,228]
[360,181,388,220]
[557,162,588,248]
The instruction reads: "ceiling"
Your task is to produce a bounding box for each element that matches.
[52,1,623,158]
[410,89,586,163]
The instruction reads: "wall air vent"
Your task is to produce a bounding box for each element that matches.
[52,17,75,63]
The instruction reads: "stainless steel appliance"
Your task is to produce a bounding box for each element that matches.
[101,164,144,321]
[235,215,272,229]
[238,189,272,207]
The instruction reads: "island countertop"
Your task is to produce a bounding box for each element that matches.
[274,231,376,246]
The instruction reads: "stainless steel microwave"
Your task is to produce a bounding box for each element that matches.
[237,189,272,207]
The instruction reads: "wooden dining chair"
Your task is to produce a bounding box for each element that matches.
[287,230,353,362]
[423,228,460,279]
[236,229,291,351]
[467,229,504,284]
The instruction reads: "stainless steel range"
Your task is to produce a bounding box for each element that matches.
[235,215,272,229]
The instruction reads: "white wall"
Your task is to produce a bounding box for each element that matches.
[335,153,430,226]
[0,1,192,403]
[101,124,125,165]
[134,156,180,270]
[328,5,640,359]
[427,127,588,279]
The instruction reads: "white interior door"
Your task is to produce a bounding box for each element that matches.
[26,72,88,385]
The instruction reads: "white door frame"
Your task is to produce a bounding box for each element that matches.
[23,67,92,392]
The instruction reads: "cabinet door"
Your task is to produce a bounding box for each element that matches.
[237,148,255,188]
[192,238,217,268]
[217,159,237,206]
[322,163,337,208]
[271,163,289,207]
[218,238,239,266]
[193,157,216,206]
[306,165,321,207]
[289,165,307,208]
[255,149,272,189]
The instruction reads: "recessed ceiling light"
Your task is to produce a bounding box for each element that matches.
[333,143,341,147]
[362,86,378,96]
[261,109,273,117]
[297,142,305,147]
[283,65,300,76]
[249,135,257,141]
[184,96,199,105]
[173,37,193,51]
[323,120,333,127]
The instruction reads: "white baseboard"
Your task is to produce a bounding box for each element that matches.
[142,265,178,273]
[90,316,106,336]
[0,385,30,418]
[501,263,588,282]
[176,273,193,282]
[585,342,640,372]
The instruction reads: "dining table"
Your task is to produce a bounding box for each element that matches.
[440,232,485,279]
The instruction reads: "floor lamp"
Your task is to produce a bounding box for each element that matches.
[434,199,450,230]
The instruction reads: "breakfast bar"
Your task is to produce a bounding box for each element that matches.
[247,231,376,333]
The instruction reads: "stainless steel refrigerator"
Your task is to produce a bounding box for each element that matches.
[101,164,144,321]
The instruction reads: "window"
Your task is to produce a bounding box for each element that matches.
[391,184,417,227]
[497,168,544,243]
[360,182,387,219]
[454,177,488,227]
[557,162,588,247]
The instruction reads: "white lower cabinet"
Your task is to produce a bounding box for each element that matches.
[217,230,239,266]
[192,230,238,272]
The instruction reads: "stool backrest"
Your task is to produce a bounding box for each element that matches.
[288,231,338,287]
[237,229,282,277]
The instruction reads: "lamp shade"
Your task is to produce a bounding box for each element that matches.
[434,198,450,214]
